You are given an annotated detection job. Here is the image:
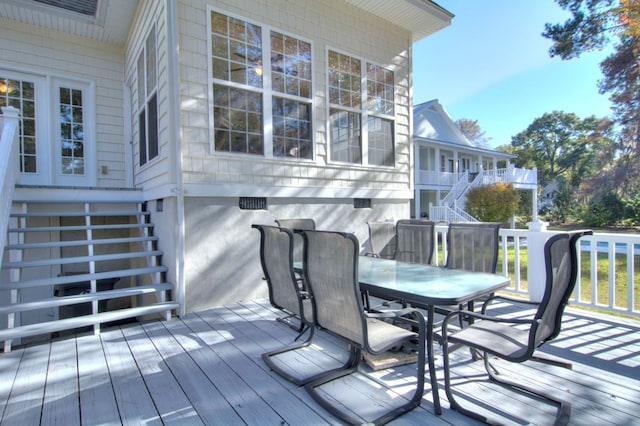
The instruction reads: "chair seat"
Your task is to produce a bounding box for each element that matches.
[365,318,417,354]
[449,320,530,359]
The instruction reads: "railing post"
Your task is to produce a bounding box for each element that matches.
[526,219,554,302]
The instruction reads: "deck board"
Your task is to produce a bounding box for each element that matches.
[0,298,639,425]
[76,334,122,425]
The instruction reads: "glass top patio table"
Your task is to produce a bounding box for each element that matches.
[357,256,510,307]
[294,255,510,416]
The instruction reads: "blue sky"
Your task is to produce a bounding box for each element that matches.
[413,0,613,148]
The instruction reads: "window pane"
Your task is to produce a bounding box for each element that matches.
[1,76,38,173]
[148,93,158,160]
[270,31,311,99]
[211,12,263,88]
[329,108,361,163]
[328,50,360,109]
[366,63,394,115]
[213,84,263,154]
[368,116,394,166]
[272,97,312,158]
[139,109,147,166]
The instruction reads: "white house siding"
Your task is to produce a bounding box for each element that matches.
[0,17,127,187]
[174,0,415,311]
[124,0,174,192]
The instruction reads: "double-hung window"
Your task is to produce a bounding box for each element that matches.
[328,50,395,166]
[210,10,313,159]
[137,25,158,167]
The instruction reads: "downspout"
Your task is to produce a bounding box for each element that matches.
[167,0,186,317]
[408,36,418,219]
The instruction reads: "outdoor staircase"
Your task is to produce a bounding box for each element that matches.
[430,171,480,222]
[0,199,179,351]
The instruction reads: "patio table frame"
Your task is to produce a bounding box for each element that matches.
[356,256,510,415]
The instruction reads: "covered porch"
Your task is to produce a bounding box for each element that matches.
[2,298,638,425]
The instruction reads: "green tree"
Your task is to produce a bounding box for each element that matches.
[510,111,608,187]
[543,0,640,196]
[465,182,520,223]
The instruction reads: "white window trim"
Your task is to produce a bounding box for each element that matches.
[325,46,396,168]
[206,6,315,161]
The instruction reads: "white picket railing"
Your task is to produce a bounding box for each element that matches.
[430,224,639,318]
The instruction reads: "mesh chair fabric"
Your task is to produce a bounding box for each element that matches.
[394,219,435,264]
[445,222,501,273]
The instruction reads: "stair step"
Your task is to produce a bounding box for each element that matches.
[0,283,174,315]
[0,266,167,290]
[7,223,153,233]
[4,236,159,250]
[2,250,163,269]
[10,210,150,218]
[0,302,179,341]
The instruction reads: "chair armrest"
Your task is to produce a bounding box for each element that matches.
[481,293,540,314]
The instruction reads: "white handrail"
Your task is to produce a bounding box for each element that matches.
[423,226,639,318]
[0,106,20,251]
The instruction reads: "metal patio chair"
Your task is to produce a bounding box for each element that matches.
[365,221,396,259]
[299,229,426,425]
[275,218,316,268]
[440,230,592,425]
[252,224,311,335]
[394,219,435,264]
[433,222,502,330]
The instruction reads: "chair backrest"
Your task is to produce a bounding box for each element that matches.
[275,219,316,265]
[394,219,435,264]
[546,229,593,341]
[299,229,366,346]
[252,224,302,316]
[366,221,396,259]
[532,232,575,347]
[445,222,501,273]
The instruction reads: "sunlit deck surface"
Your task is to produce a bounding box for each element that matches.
[1,298,639,425]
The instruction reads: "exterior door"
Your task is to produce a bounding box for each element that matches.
[0,70,95,187]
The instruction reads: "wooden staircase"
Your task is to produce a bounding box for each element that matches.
[0,200,179,351]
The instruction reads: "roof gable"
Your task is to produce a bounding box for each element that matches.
[413,99,472,146]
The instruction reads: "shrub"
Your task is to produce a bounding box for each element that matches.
[466,182,520,223]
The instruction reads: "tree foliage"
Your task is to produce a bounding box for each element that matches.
[455,118,491,148]
[543,0,640,199]
[465,182,520,223]
[509,111,611,187]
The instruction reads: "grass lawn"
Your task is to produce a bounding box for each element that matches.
[497,244,640,315]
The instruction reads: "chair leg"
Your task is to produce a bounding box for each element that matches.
[305,313,427,425]
[444,344,570,426]
[262,328,362,387]
[276,312,305,332]
[305,342,425,426]
[484,355,571,426]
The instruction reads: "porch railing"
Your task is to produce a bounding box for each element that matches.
[417,165,538,188]
[0,107,20,251]
[431,224,640,319]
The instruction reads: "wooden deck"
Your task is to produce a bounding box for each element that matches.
[1,298,639,425]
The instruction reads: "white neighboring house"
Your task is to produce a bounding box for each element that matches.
[0,0,454,339]
[412,99,538,222]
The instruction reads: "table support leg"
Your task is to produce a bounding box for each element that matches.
[427,307,441,415]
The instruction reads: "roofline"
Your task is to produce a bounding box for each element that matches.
[414,136,517,159]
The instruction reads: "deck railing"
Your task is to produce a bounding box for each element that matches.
[0,107,20,251]
[431,223,640,318]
